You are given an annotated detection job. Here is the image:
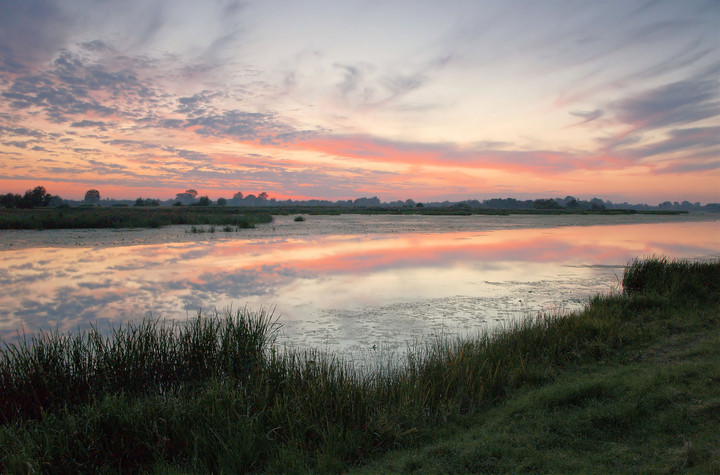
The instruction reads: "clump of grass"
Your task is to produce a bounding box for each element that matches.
[0,258,717,473]
[623,256,720,298]
[0,308,278,423]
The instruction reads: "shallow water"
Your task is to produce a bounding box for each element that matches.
[1,214,718,363]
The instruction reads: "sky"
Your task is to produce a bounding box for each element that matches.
[0,0,718,203]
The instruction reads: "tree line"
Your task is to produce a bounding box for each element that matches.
[1,186,719,212]
[0,186,60,209]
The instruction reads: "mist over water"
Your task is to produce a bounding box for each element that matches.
[1,214,718,362]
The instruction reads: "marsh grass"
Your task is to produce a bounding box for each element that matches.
[0,206,686,230]
[623,256,720,298]
[1,258,718,473]
[0,308,278,423]
[0,206,272,230]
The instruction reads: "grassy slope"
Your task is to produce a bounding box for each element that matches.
[1,259,718,473]
[354,309,720,473]
[354,258,720,474]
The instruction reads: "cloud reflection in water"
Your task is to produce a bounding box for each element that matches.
[0,219,717,359]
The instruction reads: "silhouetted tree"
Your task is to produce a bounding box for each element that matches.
[589,198,606,210]
[84,189,100,204]
[175,191,197,205]
[1,193,22,208]
[134,198,160,207]
[1,186,55,208]
[533,198,561,210]
[216,197,227,206]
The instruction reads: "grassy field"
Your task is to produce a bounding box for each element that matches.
[0,205,686,229]
[0,258,718,473]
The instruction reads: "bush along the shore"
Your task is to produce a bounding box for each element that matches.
[0,257,718,473]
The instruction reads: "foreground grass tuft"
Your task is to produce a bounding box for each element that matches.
[1,257,718,473]
[623,256,720,298]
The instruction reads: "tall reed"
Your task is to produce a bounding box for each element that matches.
[0,308,278,422]
[623,256,720,298]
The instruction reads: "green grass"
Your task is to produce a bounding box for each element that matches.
[0,258,718,473]
[0,206,273,230]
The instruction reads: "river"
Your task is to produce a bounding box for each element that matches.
[1,213,718,364]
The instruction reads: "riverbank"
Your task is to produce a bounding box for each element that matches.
[1,258,718,473]
[0,204,691,232]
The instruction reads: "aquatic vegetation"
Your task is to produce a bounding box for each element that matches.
[0,206,273,230]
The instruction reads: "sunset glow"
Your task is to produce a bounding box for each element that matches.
[1,1,718,203]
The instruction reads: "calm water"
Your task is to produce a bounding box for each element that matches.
[1,214,718,361]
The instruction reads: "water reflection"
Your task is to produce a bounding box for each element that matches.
[1,218,718,359]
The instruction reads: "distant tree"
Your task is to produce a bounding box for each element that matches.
[232,192,244,200]
[216,197,227,206]
[195,196,211,206]
[484,198,520,209]
[134,198,160,207]
[22,186,52,207]
[258,192,269,200]
[84,189,100,204]
[533,198,561,210]
[353,197,381,207]
[175,191,197,205]
[48,195,64,207]
[7,186,55,208]
[590,198,606,210]
[416,202,424,208]
[1,193,22,208]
